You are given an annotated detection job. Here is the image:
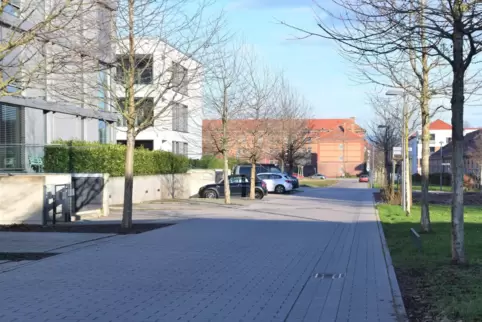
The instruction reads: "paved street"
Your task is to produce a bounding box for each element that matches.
[0,180,401,322]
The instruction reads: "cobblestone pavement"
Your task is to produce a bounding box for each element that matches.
[0,180,400,322]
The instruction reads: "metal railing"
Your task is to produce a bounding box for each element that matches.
[0,144,45,173]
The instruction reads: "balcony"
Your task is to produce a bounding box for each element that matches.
[0,144,45,173]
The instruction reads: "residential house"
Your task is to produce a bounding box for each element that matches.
[409,119,478,174]
[114,39,203,159]
[430,130,482,182]
[202,117,367,177]
[0,0,117,173]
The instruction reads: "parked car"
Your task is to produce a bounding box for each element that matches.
[310,173,326,180]
[233,163,282,176]
[198,175,268,199]
[286,174,299,189]
[257,173,293,194]
[359,174,369,183]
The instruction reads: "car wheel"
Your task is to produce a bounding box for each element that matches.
[255,189,264,199]
[203,189,217,199]
[275,185,286,194]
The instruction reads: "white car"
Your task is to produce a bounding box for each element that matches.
[257,172,293,193]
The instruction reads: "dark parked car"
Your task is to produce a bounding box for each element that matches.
[198,175,268,199]
[359,174,369,183]
[233,164,282,176]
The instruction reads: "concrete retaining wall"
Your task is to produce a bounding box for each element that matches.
[0,174,71,225]
[105,170,217,205]
[0,170,219,224]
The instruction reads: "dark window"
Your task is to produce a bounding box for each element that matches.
[229,176,245,184]
[172,141,188,156]
[117,98,154,127]
[171,62,188,95]
[172,103,188,132]
[0,104,24,171]
[116,55,153,85]
[270,174,282,179]
[430,134,435,141]
[238,166,251,176]
[430,147,435,153]
[117,140,154,151]
[4,0,20,16]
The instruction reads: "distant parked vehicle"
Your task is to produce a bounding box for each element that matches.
[310,173,326,180]
[257,173,293,194]
[286,174,299,189]
[359,174,369,183]
[198,175,268,199]
[233,164,282,176]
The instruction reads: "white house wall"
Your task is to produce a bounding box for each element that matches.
[409,128,480,174]
[115,38,203,159]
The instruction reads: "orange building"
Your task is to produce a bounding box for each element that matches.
[307,119,367,177]
[202,118,367,177]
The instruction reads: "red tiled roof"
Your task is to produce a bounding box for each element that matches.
[307,118,362,130]
[429,119,452,130]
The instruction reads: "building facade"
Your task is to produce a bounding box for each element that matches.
[409,119,478,174]
[202,118,367,177]
[430,130,482,184]
[307,119,366,177]
[0,0,117,173]
[114,39,203,159]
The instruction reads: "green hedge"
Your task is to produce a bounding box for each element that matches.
[412,173,452,186]
[44,140,189,176]
[189,155,237,169]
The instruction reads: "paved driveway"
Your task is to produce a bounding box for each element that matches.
[0,180,401,322]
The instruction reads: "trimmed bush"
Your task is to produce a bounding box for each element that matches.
[189,155,237,170]
[412,172,451,186]
[44,140,189,176]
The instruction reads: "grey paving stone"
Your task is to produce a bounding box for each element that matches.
[0,180,399,322]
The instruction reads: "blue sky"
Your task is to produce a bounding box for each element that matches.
[213,0,482,128]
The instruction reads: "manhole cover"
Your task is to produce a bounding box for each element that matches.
[313,273,345,279]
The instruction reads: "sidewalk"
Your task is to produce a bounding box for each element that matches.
[0,182,403,321]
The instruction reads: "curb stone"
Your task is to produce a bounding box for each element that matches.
[373,200,409,322]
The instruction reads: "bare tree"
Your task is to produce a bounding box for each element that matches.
[50,0,225,229]
[238,54,278,198]
[367,93,419,204]
[204,42,247,204]
[280,0,482,264]
[280,0,455,231]
[270,79,312,174]
[0,0,97,97]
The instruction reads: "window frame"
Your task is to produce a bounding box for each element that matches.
[115,55,153,85]
[116,97,154,128]
[172,102,188,132]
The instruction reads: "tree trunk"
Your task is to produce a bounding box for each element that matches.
[450,22,466,264]
[404,109,411,215]
[420,98,432,231]
[223,150,231,204]
[121,0,136,230]
[249,160,256,199]
[122,128,135,229]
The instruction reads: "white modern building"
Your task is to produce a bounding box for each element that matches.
[114,38,203,159]
[409,119,478,174]
[1,0,117,172]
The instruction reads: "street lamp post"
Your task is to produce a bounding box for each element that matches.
[440,141,444,191]
[386,90,409,213]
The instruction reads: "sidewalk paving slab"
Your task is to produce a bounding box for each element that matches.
[0,180,403,322]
